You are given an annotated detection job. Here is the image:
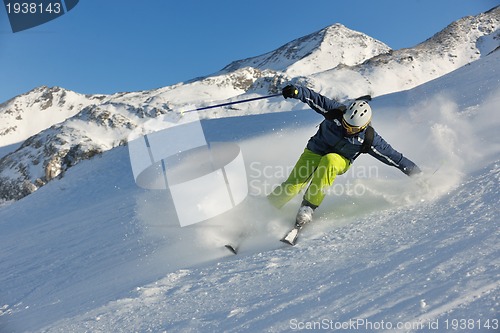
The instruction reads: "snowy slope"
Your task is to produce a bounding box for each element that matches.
[38,163,500,332]
[0,44,498,333]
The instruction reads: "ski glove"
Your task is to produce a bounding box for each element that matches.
[282,85,299,99]
[403,164,422,177]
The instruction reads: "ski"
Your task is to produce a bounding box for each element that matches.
[224,244,238,255]
[223,230,251,255]
[280,226,301,246]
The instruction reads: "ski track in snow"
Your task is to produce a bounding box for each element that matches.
[1,50,500,333]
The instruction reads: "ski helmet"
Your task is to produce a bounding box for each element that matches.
[342,100,372,135]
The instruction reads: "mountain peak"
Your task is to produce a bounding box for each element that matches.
[0,86,107,147]
[220,23,391,76]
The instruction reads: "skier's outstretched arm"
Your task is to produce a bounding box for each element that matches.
[282,84,345,118]
[368,131,422,176]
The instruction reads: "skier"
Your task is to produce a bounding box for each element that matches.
[268,84,421,244]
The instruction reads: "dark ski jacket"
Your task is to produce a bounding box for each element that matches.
[295,86,420,176]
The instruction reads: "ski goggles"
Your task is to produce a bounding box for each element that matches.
[342,118,368,135]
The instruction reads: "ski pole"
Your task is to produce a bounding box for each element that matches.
[182,93,282,114]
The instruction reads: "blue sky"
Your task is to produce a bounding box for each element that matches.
[0,0,497,103]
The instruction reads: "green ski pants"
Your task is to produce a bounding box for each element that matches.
[268,148,351,209]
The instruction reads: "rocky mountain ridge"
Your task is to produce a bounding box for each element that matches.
[307,7,500,98]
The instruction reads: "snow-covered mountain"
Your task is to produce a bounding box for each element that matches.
[0,86,108,147]
[0,19,499,332]
[309,7,500,98]
[0,7,498,203]
[220,23,392,76]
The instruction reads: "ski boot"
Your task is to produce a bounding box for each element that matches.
[295,205,314,229]
[281,202,316,246]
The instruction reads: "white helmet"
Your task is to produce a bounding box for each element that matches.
[342,100,372,135]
